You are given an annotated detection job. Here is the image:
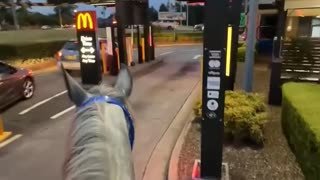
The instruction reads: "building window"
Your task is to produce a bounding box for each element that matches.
[311,18,320,38]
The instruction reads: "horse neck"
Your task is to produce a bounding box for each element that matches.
[63,103,135,180]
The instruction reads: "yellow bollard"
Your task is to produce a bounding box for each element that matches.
[141,38,145,63]
[115,48,120,71]
[0,116,11,143]
[126,37,133,66]
[101,43,108,74]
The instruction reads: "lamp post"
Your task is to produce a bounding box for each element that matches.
[58,7,63,28]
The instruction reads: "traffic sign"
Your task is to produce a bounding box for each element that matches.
[75,11,102,85]
[240,13,246,27]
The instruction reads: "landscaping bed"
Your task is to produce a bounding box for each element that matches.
[3,57,57,72]
[177,63,304,180]
[282,83,320,180]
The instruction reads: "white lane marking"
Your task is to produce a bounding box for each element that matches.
[19,90,67,115]
[158,51,174,56]
[193,54,202,60]
[0,134,23,149]
[50,105,76,120]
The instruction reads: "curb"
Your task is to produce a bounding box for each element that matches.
[155,43,202,47]
[168,114,194,180]
[142,81,201,180]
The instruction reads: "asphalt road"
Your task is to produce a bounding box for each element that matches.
[0,45,201,180]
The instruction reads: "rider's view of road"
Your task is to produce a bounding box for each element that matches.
[0,0,318,180]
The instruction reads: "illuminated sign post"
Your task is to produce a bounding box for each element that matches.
[200,0,227,179]
[76,11,102,85]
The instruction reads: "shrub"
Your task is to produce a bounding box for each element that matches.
[193,90,267,145]
[282,83,320,180]
[0,41,66,60]
[237,46,257,62]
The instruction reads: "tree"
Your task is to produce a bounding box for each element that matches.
[188,5,204,26]
[159,3,168,12]
[174,2,187,12]
[47,0,89,4]
[53,3,77,25]
[148,6,158,22]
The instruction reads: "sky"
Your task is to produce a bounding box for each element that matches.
[28,0,171,17]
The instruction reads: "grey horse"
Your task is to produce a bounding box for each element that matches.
[61,64,135,180]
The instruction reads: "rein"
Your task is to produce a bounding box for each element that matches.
[77,96,135,150]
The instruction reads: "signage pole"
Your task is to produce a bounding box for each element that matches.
[143,2,150,62]
[186,3,189,26]
[115,1,128,66]
[201,0,227,179]
[226,0,243,91]
[268,0,286,105]
[137,25,143,64]
[76,11,102,85]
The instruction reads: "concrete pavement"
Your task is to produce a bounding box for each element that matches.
[0,45,202,180]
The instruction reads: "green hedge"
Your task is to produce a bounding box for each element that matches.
[154,32,203,43]
[194,90,267,145]
[0,32,203,59]
[282,83,320,180]
[237,44,257,62]
[0,41,66,60]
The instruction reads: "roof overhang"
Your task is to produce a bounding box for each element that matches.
[285,0,320,10]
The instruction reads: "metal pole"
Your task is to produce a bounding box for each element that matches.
[243,0,258,92]
[59,7,63,28]
[180,2,182,25]
[143,2,150,62]
[10,0,19,30]
[186,3,189,26]
[226,0,243,91]
[268,0,286,105]
[115,1,128,65]
[131,25,134,46]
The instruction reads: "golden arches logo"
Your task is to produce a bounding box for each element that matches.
[77,13,93,30]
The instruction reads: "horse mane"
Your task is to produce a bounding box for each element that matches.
[63,85,135,180]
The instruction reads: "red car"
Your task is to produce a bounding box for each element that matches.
[0,61,35,109]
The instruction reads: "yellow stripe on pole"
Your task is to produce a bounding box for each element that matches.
[200,57,203,103]
[141,38,145,63]
[226,26,232,77]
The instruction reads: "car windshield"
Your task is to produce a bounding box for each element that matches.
[63,41,79,51]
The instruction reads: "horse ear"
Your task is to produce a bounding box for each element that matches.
[114,63,133,97]
[60,63,89,107]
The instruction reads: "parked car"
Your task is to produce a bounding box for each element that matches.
[152,21,178,30]
[0,61,35,110]
[194,24,204,31]
[55,38,109,72]
[41,25,51,30]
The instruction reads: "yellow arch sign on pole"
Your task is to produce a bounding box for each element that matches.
[0,116,11,142]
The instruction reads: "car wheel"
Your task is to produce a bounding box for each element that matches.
[22,78,34,99]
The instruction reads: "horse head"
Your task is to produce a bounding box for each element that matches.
[61,64,135,180]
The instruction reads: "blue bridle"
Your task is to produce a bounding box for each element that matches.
[78,96,135,150]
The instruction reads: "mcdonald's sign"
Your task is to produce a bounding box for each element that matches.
[76,11,97,31]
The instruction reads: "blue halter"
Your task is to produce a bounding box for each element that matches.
[78,96,135,150]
